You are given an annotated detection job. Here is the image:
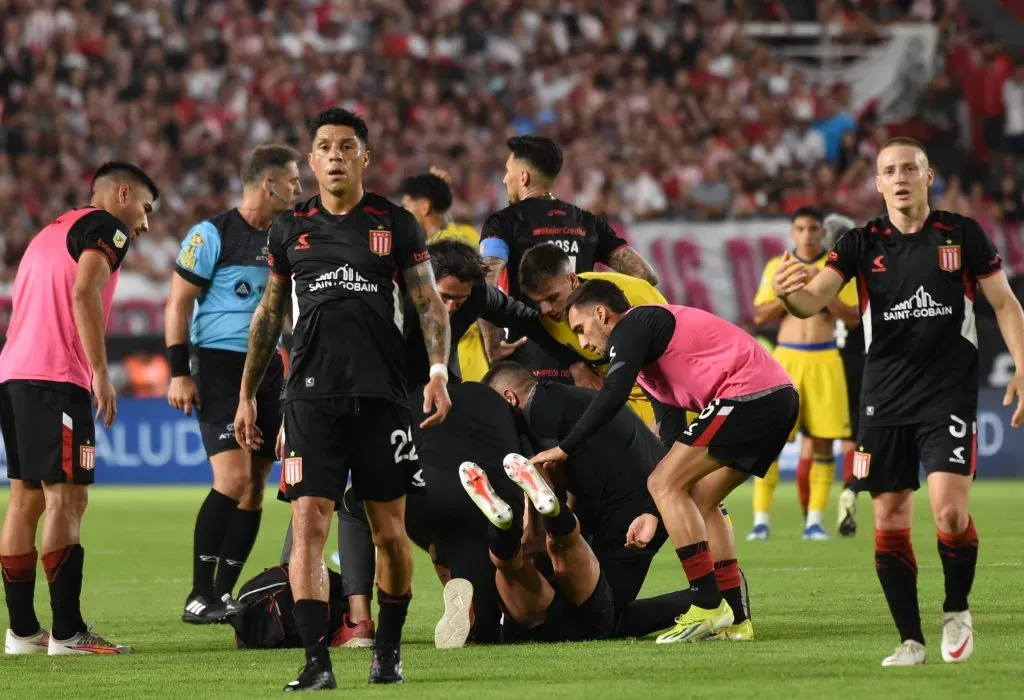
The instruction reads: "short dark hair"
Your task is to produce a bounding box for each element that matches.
[399,174,453,214]
[519,243,573,293]
[241,144,302,185]
[879,136,928,158]
[428,239,486,284]
[791,205,823,224]
[307,107,370,147]
[565,279,632,316]
[481,361,535,389]
[91,161,159,201]
[507,136,563,182]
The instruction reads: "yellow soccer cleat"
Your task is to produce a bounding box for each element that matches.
[714,618,754,641]
[655,598,734,644]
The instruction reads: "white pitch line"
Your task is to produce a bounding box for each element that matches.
[745,562,1021,573]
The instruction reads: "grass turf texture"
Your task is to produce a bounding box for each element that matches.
[1,482,1023,699]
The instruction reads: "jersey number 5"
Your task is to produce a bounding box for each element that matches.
[390,428,419,464]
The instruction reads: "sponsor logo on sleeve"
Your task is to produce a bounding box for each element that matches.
[179,232,205,271]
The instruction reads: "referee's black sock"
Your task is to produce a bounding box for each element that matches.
[42,545,87,641]
[215,508,262,598]
[191,489,238,598]
[1,549,41,637]
[293,599,332,668]
[875,528,924,643]
[376,587,412,645]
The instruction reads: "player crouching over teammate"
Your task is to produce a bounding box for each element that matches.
[772,137,1024,666]
[1,162,158,655]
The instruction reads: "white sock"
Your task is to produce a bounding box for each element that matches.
[753,512,770,527]
[806,511,824,528]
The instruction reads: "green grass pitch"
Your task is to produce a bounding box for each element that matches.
[1,481,1023,698]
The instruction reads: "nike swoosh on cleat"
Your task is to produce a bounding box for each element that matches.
[948,637,970,659]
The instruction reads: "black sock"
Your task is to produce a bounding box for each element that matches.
[42,545,87,641]
[617,589,693,638]
[714,559,747,624]
[1,550,41,637]
[376,587,412,645]
[487,521,522,562]
[215,508,262,597]
[676,542,721,609]
[875,529,924,643]
[191,489,239,598]
[937,517,979,613]
[542,503,577,537]
[293,599,332,668]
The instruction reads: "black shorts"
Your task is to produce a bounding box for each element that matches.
[852,412,977,493]
[279,397,414,505]
[671,385,799,478]
[0,380,96,487]
[501,570,617,643]
[194,347,283,461]
[842,351,865,437]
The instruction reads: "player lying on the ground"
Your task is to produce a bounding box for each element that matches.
[2,162,158,656]
[483,361,752,639]
[749,206,860,541]
[165,145,302,624]
[530,280,798,643]
[771,137,1024,667]
[461,454,693,642]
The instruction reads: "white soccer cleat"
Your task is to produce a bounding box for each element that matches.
[881,639,926,667]
[837,488,857,537]
[503,453,559,516]
[941,610,974,663]
[434,578,474,650]
[5,628,50,655]
[48,625,133,655]
[459,462,514,529]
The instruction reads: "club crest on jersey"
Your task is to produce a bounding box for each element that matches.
[852,450,871,479]
[284,457,303,485]
[938,244,961,272]
[80,445,95,471]
[370,228,392,256]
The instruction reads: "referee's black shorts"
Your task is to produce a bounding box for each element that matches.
[194,347,283,461]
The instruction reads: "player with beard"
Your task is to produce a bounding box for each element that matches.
[772,137,1024,666]
[234,108,452,690]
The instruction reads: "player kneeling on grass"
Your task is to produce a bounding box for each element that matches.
[529,281,798,643]
[1,162,157,655]
[771,137,1024,667]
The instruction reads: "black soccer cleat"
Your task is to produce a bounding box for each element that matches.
[284,660,337,692]
[219,593,243,621]
[369,643,404,684]
[182,594,230,624]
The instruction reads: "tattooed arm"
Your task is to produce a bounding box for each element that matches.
[405,259,453,427]
[607,246,659,287]
[235,274,290,450]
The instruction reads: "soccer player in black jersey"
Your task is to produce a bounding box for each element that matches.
[233,108,452,691]
[773,138,1024,667]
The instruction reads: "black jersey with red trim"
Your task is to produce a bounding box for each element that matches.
[66,209,131,272]
[826,211,1002,426]
[480,196,629,298]
[267,193,429,404]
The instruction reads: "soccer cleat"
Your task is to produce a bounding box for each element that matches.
[5,628,50,655]
[369,643,404,684]
[459,462,514,529]
[714,618,755,641]
[745,524,770,541]
[881,639,926,667]
[503,453,559,516]
[941,610,974,663]
[837,488,857,537]
[284,660,337,692]
[434,578,474,650]
[655,598,734,644]
[331,615,375,649]
[802,523,831,540]
[48,625,133,655]
[182,593,230,624]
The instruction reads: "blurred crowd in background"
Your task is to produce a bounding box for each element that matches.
[1,0,1022,291]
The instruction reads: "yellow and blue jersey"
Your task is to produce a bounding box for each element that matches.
[754,251,858,308]
[428,222,480,248]
[174,209,273,353]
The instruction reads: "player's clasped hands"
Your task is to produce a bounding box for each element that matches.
[772,250,813,298]
[233,397,264,452]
